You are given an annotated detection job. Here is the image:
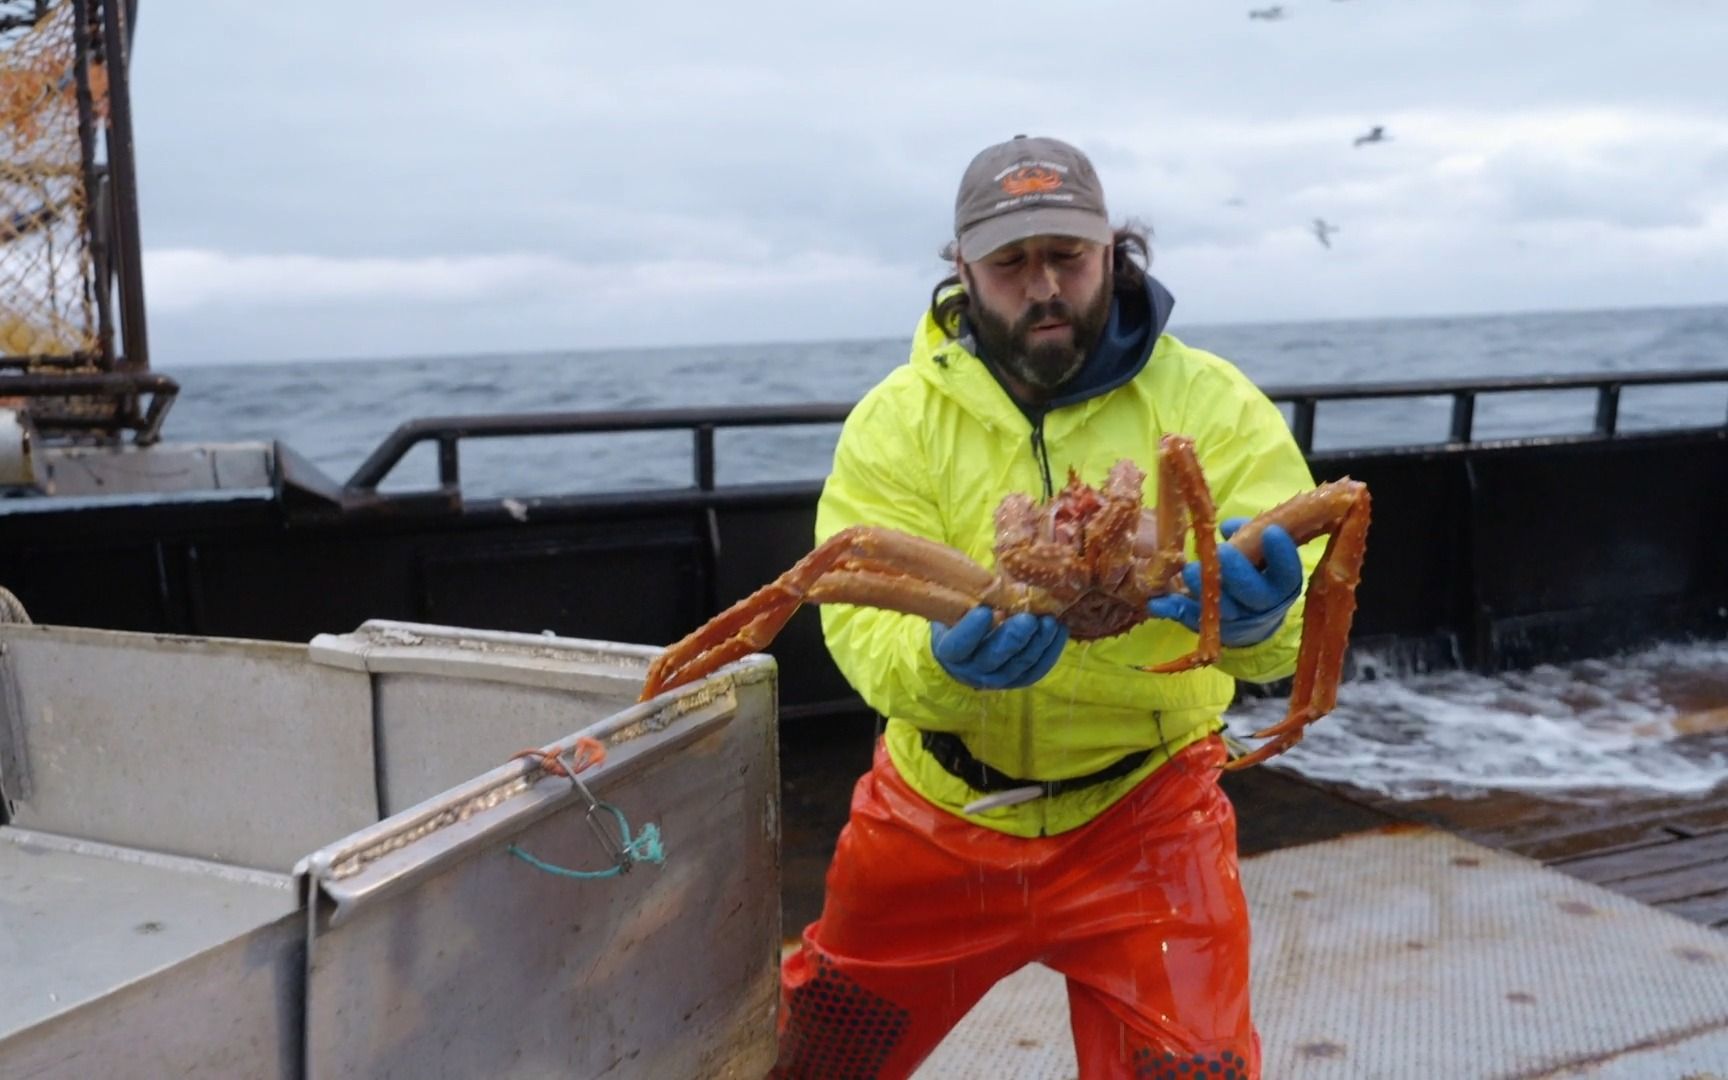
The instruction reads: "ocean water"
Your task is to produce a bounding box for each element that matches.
[162,302,1728,501]
[157,302,1728,800]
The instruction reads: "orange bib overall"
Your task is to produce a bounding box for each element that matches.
[771,736,1259,1079]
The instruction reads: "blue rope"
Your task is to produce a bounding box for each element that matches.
[508,802,665,880]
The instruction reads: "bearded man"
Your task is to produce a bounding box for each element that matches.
[771,136,1317,1080]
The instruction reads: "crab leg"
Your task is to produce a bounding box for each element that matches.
[1220,480,1368,564]
[808,569,996,623]
[1222,480,1371,770]
[639,525,1003,700]
[1139,436,1224,674]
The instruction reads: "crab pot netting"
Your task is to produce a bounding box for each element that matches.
[0,0,118,429]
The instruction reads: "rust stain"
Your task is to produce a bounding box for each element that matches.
[1015,1038,1043,1049]
[1297,1040,1347,1059]
[1451,856,1482,868]
[1556,899,1597,916]
[1505,991,1537,1005]
[1673,946,1718,964]
[1370,821,1428,836]
[1291,888,1317,900]
[1404,940,1428,951]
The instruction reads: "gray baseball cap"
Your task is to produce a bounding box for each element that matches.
[954,135,1112,262]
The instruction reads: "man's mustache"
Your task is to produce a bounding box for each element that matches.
[1015,301,1076,335]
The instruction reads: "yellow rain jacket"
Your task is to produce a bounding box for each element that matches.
[815,288,1323,838]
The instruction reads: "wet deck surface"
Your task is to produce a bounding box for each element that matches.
[916,829,1728,1078]
[1343,777,1728,931]
[778,712,1728,936]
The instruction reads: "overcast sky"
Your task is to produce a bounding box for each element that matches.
[127,1,1728,365]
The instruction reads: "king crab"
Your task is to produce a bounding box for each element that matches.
[639,435,1371,769]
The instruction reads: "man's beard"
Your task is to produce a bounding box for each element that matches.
[966,274,1113,394]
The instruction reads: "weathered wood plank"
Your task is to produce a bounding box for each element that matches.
[1606,862,1728,905]
[1549,829,1728,885]
[1294,773,1728,927]
[1498,793,1728,855]
[1669,807,1728,838]
[1660,890,1728,929]
[1509,821,1680,863]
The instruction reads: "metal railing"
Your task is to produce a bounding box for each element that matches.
[342,368,1728,498]
[1269,369,1728,453]
[0,370,177,443]
[344,403,856,496]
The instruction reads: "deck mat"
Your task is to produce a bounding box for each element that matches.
[916,827,1728,1078]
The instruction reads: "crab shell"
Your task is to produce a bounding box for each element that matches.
[992,460,1170,641]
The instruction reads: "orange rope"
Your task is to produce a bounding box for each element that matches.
[511,735,607,779]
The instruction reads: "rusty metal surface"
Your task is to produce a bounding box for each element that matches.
[915,828,1728,1078]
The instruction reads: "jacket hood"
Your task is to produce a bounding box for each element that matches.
[1041,272,1175,412]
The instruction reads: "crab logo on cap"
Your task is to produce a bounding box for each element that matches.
[1000,166,1064,197]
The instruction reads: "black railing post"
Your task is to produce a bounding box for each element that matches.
[692,424,722,616]
[437,435,460,488]
[694,424,716,491]
[1290,399,1316,454]
[1594,384,1621,436]
[1449,392,1476,443]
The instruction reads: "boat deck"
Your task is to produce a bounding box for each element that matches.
[781,715,1728,936]
[915,827,1728,1078]
[1222,768,1728,939]
[778,709,1728,1075]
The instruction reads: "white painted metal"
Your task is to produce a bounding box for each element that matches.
[915,829,1728,1078]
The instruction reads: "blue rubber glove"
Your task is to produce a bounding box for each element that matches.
[1146,519,1304,648]
[931,606,1069,690]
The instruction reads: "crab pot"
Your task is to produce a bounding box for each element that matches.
[0,621,780,1078]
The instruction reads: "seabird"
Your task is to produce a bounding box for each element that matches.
[1311,218,1341,249]
[1353,125,1389,147]
[1247,6,1286,20]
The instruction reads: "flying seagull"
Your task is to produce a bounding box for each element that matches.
[1353,125,1389,147]
[1311,218,1341,249]
[1248,6,1286,20]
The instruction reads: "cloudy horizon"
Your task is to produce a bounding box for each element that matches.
[129,1,1728,366]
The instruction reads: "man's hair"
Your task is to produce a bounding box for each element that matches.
[929,222,1153,339]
